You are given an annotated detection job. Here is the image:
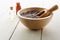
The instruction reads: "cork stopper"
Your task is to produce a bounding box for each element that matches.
[10,7,13,10]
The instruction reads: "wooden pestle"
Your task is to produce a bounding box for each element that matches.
[36,5,58,18]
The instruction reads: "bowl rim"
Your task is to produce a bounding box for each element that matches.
[17,7,53,20]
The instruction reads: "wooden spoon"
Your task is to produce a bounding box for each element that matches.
[36,5,58,18]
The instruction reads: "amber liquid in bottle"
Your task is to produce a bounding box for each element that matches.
[16,2,21,15]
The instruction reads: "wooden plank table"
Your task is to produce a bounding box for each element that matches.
[0,0,60,40]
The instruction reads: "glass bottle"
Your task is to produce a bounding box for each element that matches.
[16,2,21,15]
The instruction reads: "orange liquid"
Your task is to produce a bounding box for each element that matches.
[16,2,21,14]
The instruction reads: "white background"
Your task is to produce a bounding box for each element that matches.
[0,0,60,40]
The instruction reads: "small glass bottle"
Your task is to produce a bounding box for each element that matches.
[16,2,21,15]
[9,6,16,20]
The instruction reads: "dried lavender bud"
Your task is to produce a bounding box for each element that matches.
[20,10,40,18]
